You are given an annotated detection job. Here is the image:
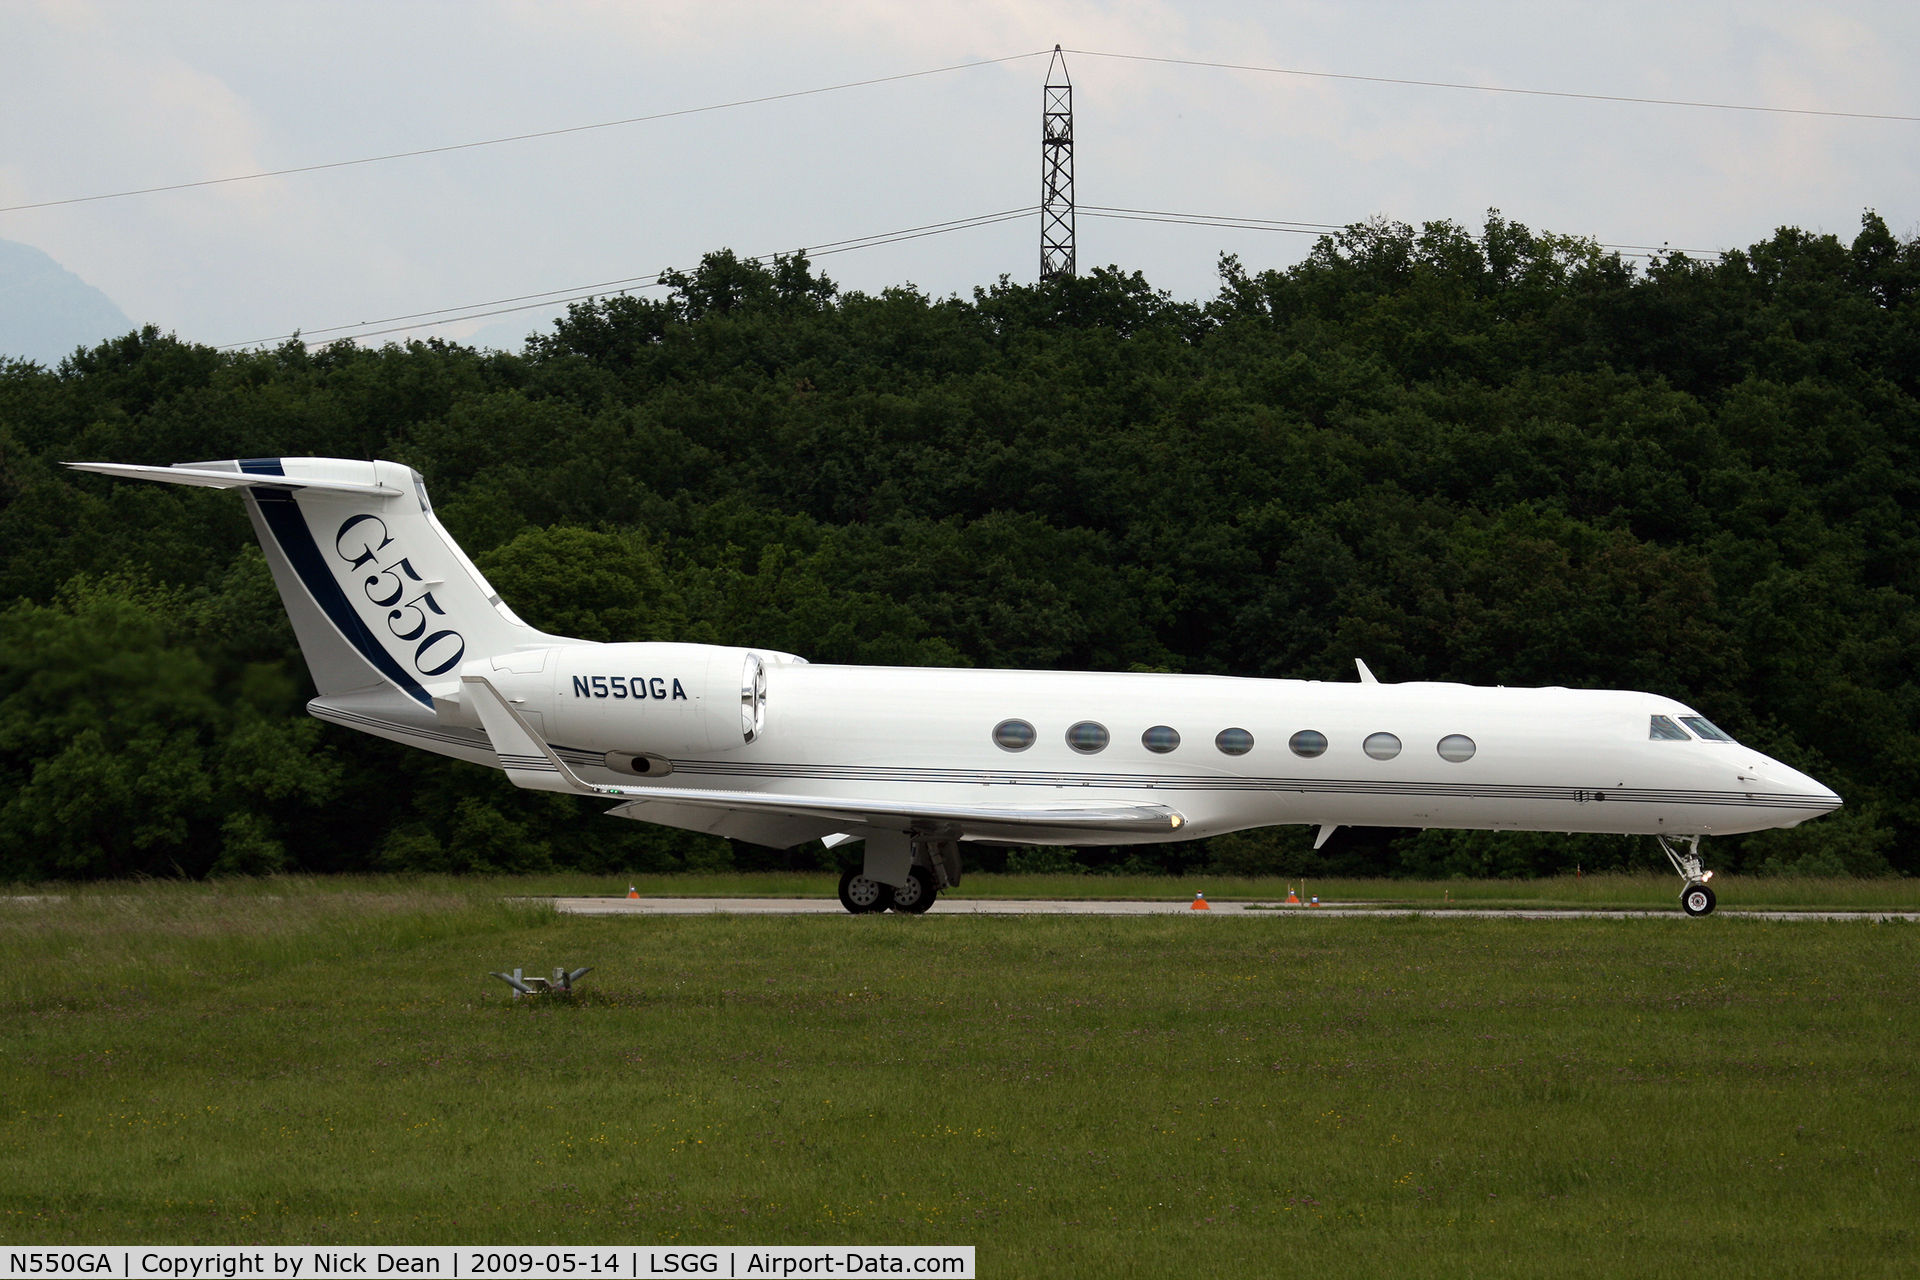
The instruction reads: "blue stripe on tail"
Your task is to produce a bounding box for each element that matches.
[245,459,434,707]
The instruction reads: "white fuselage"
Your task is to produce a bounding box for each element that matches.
[475,651,1839,843]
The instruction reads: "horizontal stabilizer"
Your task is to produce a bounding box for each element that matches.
[65,461,402,497]
[460,675,1186,838]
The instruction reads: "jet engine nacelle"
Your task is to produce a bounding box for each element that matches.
[436,642,774,756]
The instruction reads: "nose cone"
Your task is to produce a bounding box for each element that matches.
[1756,755,1843,817]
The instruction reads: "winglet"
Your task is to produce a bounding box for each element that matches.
[463,674,616,797]
[1355,659,1379,684]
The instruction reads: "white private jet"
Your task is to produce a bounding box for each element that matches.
[68,456,1842,916]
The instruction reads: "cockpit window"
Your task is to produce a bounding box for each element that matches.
[1680,715,1735,743]
[1649,715,1691,741]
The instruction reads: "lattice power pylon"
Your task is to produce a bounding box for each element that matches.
[1040,45,1075,281]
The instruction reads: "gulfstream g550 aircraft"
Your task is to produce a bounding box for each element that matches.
[69,456,1842,916]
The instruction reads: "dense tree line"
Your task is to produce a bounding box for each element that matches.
[2,211,1916,881]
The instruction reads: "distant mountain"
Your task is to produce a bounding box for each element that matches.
[0,240,133,365]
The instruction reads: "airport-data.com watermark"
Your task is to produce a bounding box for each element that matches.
[2,1249,975,1280]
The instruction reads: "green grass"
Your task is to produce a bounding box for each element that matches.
[3,878,1917,1277]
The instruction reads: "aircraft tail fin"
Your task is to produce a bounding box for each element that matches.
[65,457,574,707]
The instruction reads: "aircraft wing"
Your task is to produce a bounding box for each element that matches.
[461,675,1185,838]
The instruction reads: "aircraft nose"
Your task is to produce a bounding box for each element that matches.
[1754,757,1842,813]
[1807,781,1843,813]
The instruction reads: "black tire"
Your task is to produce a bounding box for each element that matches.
[838,869,893,914]
[1681,882,1717,917]
[888,866,937,914]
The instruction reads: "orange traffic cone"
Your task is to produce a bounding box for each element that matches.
[626,885,639,899]
[1286,886,1302,905]
[1191,892,1211,911]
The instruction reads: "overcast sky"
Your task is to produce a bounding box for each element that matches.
[2,0,1915,351]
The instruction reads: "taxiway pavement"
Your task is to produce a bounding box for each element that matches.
[552,897,1919,921]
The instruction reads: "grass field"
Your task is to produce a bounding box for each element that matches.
[3,878,1917,1277]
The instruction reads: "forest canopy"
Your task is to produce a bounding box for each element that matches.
[2,210,1916,881]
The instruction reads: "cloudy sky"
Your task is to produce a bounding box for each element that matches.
[2,0,1915,351]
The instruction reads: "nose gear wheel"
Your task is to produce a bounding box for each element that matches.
[1658,834,1718,916]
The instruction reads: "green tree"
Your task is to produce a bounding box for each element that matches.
[0,575,339,879]
[476,525,686,643]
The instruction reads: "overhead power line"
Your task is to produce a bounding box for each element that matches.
[1083,204,1726,258]
[1067,49,1920,123]
[0,51,1051,216]
[232,202,1730,351]
[220,207,1039,348]
[1082,205,1342,234]
[9,44,1907,220]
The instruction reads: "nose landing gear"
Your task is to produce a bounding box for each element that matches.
[1658,834,1718,916]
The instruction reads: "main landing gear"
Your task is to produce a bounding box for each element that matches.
[1657,834,1717,917]
[837,838,960,914]
[887,867,938,915]
[838,869,892,914]
[836,867,937,914]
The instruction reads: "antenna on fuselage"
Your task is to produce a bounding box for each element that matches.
[1355,659,1380,684]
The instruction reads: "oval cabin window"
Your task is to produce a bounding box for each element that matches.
[1141,725,1181,753]
[1215,728,1255,756]
[1363,732,1402,760]
[1289,730,1328,758]
[993,719,1037,752]
[1436,734,1476,762]
[1066,721,1111,754]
